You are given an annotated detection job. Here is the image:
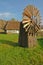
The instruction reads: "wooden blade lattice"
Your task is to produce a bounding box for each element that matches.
[22,5,40,34]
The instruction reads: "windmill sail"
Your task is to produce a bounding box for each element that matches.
[22,5,40,33]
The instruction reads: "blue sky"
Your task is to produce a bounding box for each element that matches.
[0,0,43,24]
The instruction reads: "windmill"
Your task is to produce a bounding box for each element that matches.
[19,5,41,48]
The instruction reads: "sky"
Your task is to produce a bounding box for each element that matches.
[0,0,43,24]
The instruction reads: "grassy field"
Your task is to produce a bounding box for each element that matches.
[0,34,43,65]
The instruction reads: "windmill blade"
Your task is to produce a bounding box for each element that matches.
[35,26,39,32]
[27,5,33,15]
[22,18,31,24]
[23,22,30,28]
[35,22,40,29]
[36,14,41,25]
[22,21,29,24]
[23,8,32,18]
[23,12,31,19]
[23,15,29,19]
[36,10,39,16]
[25,25,30,32]
[32,20,40,29]
[24,8,32,17]
[27,5,38,17]
[22,5,40,32]
[33,7,39,16]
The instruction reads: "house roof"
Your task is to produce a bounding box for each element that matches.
[5,20,20,30]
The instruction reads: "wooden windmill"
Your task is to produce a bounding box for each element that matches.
[19,5,40,48]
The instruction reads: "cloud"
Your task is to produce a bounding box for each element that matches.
[0,12,11,16]
[0,12,14,20]
[0,12,22,21]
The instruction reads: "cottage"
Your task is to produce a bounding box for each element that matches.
[5,20,20,34]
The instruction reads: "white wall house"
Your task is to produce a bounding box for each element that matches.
[5,21,20,34]
[6,30,19,34]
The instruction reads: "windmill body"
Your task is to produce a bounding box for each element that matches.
[19,5,40,48]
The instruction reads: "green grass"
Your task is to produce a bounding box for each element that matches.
[0,34,43,65]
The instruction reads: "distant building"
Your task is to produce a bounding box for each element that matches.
[5,20,20,34]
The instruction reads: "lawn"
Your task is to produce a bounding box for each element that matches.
[0,34,43,65]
